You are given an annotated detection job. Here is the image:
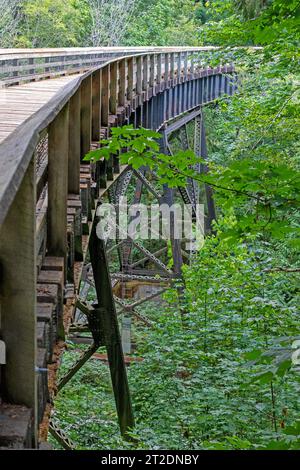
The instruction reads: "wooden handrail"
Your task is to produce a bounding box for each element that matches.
[0,47,221,87]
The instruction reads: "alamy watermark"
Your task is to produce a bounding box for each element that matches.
[96,198,205,251]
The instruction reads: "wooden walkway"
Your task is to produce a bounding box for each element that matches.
[0,75,82,143]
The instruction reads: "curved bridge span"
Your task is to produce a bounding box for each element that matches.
[0,48,236,449]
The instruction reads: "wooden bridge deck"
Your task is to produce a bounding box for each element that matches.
[0,75,83,143]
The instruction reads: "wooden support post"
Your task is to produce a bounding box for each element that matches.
[127,58,134,102]
[48,103,69,262]
[136,56,142,97]
[118,59,126,107]
[190,53,195,78]
[107,155,114,181]
[110,61,118,115]
[157,54,162,85]
[150,54,155,88]
[45,56,50,73]
[28,57,34,76]
[0,157,38,447]
[142,55,149,92]
[170,52,175,81]
[92,69,101,142]
[101,64,110,128]
[99,160,107,188]
[68,89,81,194]
[177,52,182,81]
[183,51,188,79]
[89,215,135,438]
[80,75,92,158]
[164,53,169,84]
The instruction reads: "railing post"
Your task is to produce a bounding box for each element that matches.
[45,56,50,73]
[92,69,101,141]
[28,57,34,76]
[190,53,195,78]
[48,103,69,261]
[80,75,92,157]
[12,58,19,78]
[68,89,81,194]
[110,61,118,115]
[118,59,126,107]
[101,64,110,128]
[0,157,38,447]
[183,51,188,79]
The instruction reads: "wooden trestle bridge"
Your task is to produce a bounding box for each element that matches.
[0,47,236,449]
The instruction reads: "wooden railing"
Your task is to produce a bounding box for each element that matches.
[0,46,219,86]
[0,48,236,448]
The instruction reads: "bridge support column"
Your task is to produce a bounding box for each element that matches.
[0,157,38,447]
[89,214,135,438]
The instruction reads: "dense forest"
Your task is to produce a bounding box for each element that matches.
[3,0,297,49]
[1,0,298,451]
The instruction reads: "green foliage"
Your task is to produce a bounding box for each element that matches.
[124,0,202,46]
[17,0,91,48]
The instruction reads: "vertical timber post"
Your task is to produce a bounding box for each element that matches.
[150,54,155,89]
[48,104,69,338]
[136,56,142,98]
[110,61,118,116]
[101,64,110,129]
[92,69,101,142]
[48,104,69,261]
[127,58,134,104]
[118,59,126,107]
[80,75,92,158]
[68,89,81,194]
[0,158,38,447]
[143,55,149,93]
